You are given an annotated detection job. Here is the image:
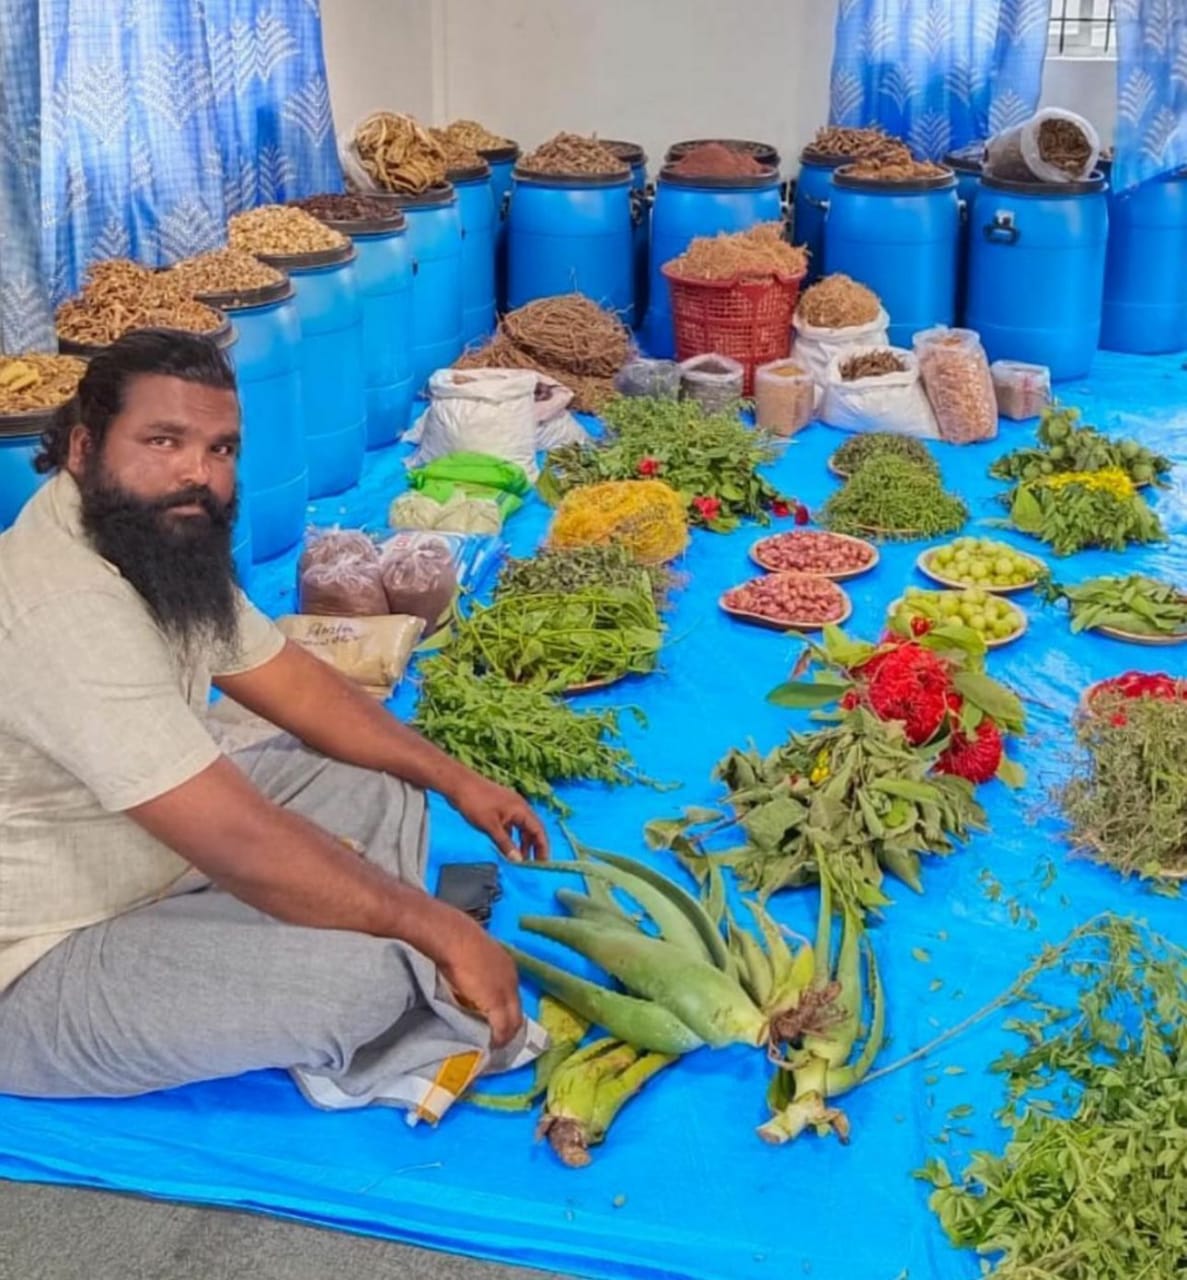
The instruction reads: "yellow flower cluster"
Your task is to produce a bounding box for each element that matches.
[1033,467,1135,499]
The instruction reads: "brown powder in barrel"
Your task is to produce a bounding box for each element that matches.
[840,349,907,380]
[1038,117,1093,177]
[668,142,767,178]
[291,193,403,223]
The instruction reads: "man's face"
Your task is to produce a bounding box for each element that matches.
[69,372,244,650]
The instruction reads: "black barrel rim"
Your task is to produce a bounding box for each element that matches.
[603,139,647,168]
[798,147,853,169]
[512,166,631,188]
[369,183,457,211]
[667,137,781,168]
[255,240,358,270]
[192,278,294,310]
[658,163,781,191]
[833,164,957,193]
[446,160,492,184]
[478,142,520,164]
[981,170,1107,195]
[0,392,79,439]
[944,143,985,174]
[58,314,236,358]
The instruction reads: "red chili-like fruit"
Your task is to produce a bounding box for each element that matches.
[794,503,811,526]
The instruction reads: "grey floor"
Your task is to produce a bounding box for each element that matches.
[0,1181,562,1280]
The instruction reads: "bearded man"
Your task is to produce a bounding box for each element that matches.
[0,329,548,1117]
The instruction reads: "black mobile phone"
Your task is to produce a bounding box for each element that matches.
[435,861,502,918]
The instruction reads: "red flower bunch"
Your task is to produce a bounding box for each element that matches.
[1088,671,1187,706]
[636,456,662,478]
[857,641,952,746]
[691,495,722,522]
[935,719,1004,784]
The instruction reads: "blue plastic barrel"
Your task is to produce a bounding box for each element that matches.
[0,401,59,530]
[966,173,1109,381]
[825,166,959,349]
[1101,166,1187,354]
[944,144,984,325]
[794,148,844,285]
[605,140,649,327]
[315,206,414,450]
[642,165,782,358]
[480,142,519,314]
[450,162,497,345]
[196,278,309,559]
[508,167,633,318]
[258,244,366,498]
[387,185,464,394]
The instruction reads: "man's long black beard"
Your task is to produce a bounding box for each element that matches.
[78,459,241,655]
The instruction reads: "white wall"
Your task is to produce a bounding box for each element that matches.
[1041,57,1117,145]
[322,0,835,168]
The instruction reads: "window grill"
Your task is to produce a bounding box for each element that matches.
[1048,0,1116,56]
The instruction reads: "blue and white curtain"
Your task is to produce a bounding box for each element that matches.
[1113,0,1187,193]
[1,0,342,354]
[829,0,1050,159]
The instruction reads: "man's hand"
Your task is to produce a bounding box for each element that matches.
[449,775,550,862]
[437,916,525,1048]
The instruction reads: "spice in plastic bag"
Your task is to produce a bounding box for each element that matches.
[679,354,744,414]
[991,360,1052,421]
[913,328,999,444]
[754,359,815,437]
[613,358,682,400]
[297,530,389,617]
[378,533,459,632]
[277,614,425,698]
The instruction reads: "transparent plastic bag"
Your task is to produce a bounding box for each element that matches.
[378,532,460,632]
[991,360,1052,421]
[984,109,1100,185]
[614,358,683,400]
[913,327,998,444]
[297,529,389,617]
[679,354,744,414]
[277,614,425,698]
[754,358,817,437]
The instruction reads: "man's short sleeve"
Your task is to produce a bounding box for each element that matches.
[212,592,285,678]
[0,588,222,812]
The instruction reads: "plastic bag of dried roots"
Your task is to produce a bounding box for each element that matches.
[913,327,998,445]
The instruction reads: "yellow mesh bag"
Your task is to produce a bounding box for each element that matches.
[548,480,689,565]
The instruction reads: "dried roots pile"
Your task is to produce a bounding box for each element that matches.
[455,294,631,412]
[666,223,808,282]
[353,112,448,194]
[56,260,224,346]
[228,205,348,256]
[519,133,629,178]
[1038,117,1093,177]
[842,157,950,182]
[436,118,513,152]
[809,126,911,164]
[167,249,285,300]
[840,349,906,380]
[797,274,881,328]
[0,354,86,413]
[290,193,403,223]
[430,128,484,171]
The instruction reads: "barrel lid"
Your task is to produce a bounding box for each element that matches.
[59,315,237,358]
[446,160,493,184]
[833,164,957,193]
[667,138,781,168]
[980,170,1107,195]
[255,240,358,270]
[478,142,520,164]
[0,393,78,439]
[657,162,781,191]
[373,183,458,211]
[943,143,985,174]
[603,139,647,167]
[193,278,295,310]
[512,166,631,188]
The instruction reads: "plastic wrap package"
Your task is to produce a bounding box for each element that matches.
[984,109,1100,184]
[613,359,683,401]
[297,530,389,617]
[992,360,1052,420]
[754,359,818,437]
[389,491,504,535]
[406,369,540,482]
[679,355,744,414]
[791,307,891,387]
[276,614,425,697]
[378,532,460,631]
[821,346,939,438]
[913,327,999,445]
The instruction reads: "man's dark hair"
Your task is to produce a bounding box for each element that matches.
[35,328,237,474]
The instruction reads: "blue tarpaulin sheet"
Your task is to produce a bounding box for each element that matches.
[1,351,1185,1279]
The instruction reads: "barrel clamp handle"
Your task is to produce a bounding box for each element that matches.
[984,211,1020,244]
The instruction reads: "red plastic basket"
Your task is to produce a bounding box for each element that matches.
[661,266,805,395]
